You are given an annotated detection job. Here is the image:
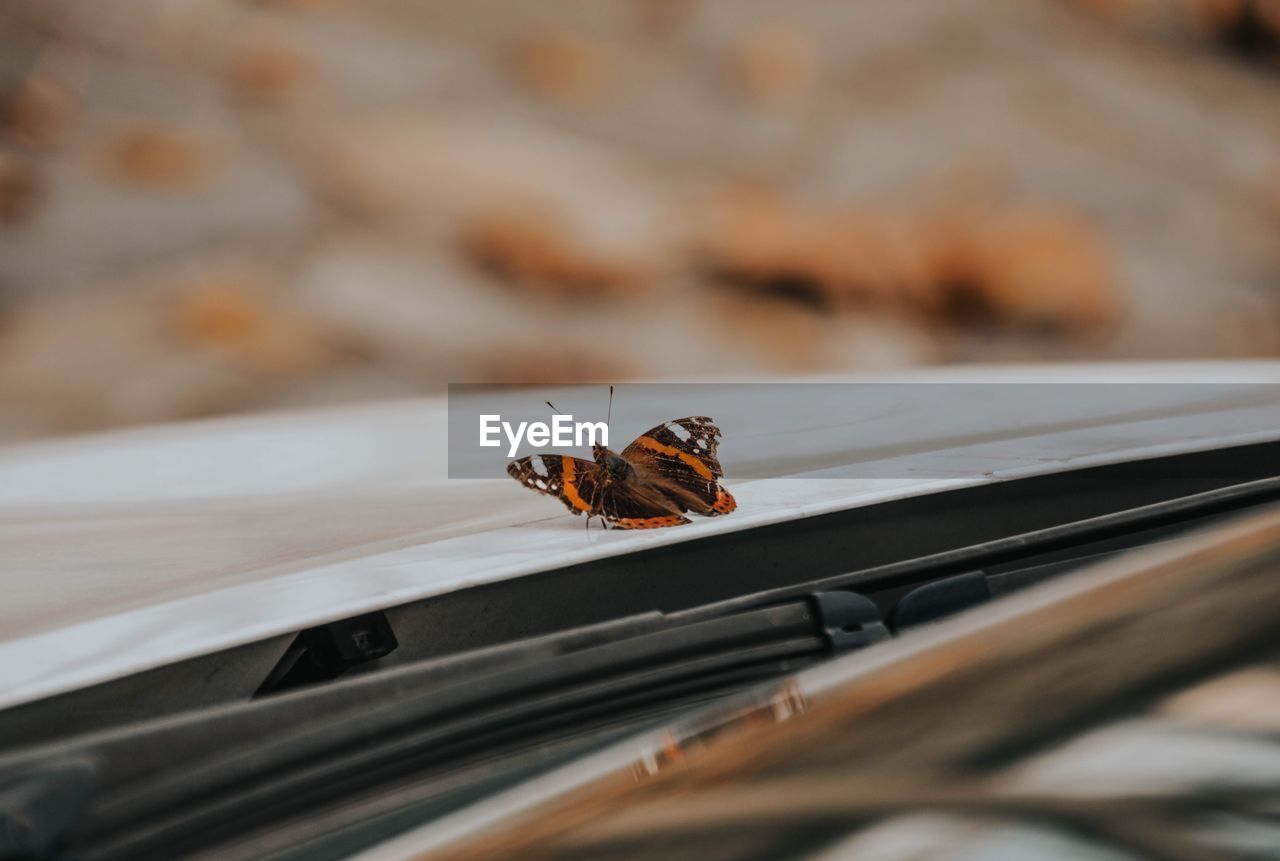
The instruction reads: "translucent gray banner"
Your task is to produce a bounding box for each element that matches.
[447,382,1280,480]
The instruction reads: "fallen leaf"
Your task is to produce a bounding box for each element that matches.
[510,31,607,106]
[0,153,45,224]
[227,35,315,105]
[463,206,650,299]
[729,25,817,103]
[964,207,1125,335]
[174,276,340,375]
[100,125,215,191]
[1,76,71,150]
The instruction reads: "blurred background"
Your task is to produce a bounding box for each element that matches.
[1,0,1279,444]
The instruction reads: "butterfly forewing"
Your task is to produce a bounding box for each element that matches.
[507,454,603,516]
[622,416,723,476]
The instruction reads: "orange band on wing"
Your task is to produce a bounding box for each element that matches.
[560,456,592,511]
[711,487,737,514]
[615,514,690,529]
[635,436,715,480]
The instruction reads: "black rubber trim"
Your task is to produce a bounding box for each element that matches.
[376,440,1280,662]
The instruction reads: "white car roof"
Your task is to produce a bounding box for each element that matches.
[1,361,1277,710]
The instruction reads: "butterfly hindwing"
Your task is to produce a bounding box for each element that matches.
[600,480,691,528]
[621,417,736,517]
[509,453,690,527]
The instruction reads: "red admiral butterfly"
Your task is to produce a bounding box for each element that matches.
[507,393,736,529]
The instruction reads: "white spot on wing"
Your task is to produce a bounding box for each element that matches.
[696,437,708,449]
[531,454,549,477]
[535,479,547,489]
[667,423,691,442]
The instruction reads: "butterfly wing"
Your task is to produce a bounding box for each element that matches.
[621,416,737,516]
[509,452,691,528]
[598,480,692,529]
[507,454,605,517]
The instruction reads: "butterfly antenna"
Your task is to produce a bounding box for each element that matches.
[545,400,560,414]
[606,385,614,427]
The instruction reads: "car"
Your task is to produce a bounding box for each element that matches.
[1,362,1278,861]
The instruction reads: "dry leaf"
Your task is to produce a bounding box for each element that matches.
[696,185,938,311]
[510,31,607,106]
[729,25,817,103]
[252,0,347,8]
[227,36,314,105]
[463,207,649,299]
[1,76,71,150]
[101,126,214,191]
[0,153,44,224]
[964,207,1125,335]
[475,348,632,385]
[635,0,694,36]
[174,277,340,375]
[698,186,1124,335]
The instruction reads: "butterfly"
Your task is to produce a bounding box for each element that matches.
[508,415,736,529]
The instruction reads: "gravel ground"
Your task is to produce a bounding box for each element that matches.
[1,0,1279,441]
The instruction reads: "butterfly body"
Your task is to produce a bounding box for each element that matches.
[592,446,635,480]
[508,416,736,529]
